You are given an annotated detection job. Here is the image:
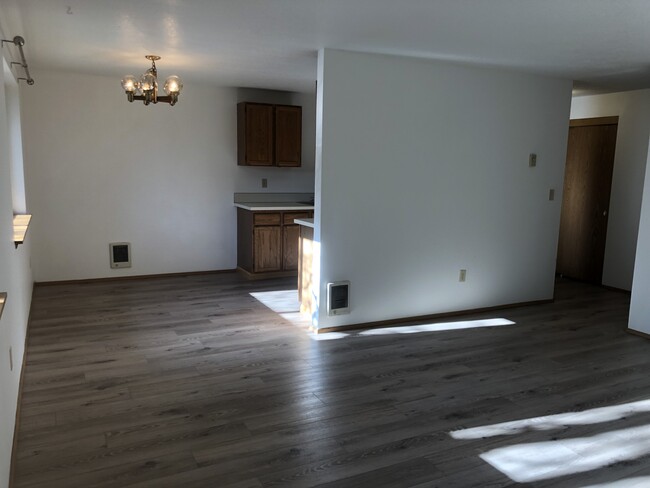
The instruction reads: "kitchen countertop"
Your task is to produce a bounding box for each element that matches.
[294,218,314,228]
[235,202,315,211]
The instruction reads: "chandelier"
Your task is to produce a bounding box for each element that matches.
[121,55,183,106]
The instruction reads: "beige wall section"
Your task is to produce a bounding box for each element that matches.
[314,49,572,329]
[629,137,650,334]
[570,90,650,291]
[20,70,315,282]
[0,56,33,488]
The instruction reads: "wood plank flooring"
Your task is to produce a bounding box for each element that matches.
[11,274,650,487]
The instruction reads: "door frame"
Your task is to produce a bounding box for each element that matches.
[556,115,619,284]
[569,116,619,128]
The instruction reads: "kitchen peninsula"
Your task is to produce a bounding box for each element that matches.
[235,193,314,278]
[294,217,315,317]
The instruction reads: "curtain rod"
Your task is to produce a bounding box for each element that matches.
[2,36,34,85]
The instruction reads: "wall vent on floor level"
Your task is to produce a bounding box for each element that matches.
[109,242,131,268]
[327,281,350,316]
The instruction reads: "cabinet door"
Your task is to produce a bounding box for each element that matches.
[275,105,302,167]
[238,103,273,166]
[254,226,282,272]
[282,224,300,271]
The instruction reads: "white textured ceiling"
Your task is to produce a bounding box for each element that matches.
[3,0,650,94]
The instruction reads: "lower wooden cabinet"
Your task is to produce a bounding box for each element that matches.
[237,208,313,277]
[254,226,282,272]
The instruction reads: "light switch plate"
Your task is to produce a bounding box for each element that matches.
[549,188,555,201]
[529,153,537,167]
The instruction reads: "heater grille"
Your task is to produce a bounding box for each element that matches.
[327,281,350,316]
[109,242,131,268]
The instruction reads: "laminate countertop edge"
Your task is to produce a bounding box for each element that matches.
[235,203,315,211]
[294,218,314,228]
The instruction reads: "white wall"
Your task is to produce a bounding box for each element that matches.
[4,65,26,215]
[0,57,33,488]
[315,49,572,329]
[21,70,315,282]
[629,139,650,334]
[570,90,650,291]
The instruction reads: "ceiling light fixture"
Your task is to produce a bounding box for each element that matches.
[121,55,183,106]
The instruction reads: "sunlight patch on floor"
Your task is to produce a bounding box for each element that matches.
[249,290,311,328]
[479,422,650,483]
[307,317,515,340]
[310,332,349,341]
[250,289,300,313]
[358,318,515,336]
[450,398,650,440]
[250,291,515,339]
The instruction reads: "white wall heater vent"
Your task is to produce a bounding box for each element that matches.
[327,281,350,316]
[109,242,131,268]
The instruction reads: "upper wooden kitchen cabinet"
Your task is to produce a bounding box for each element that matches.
[237,102,301,167]
[274,105,302,167]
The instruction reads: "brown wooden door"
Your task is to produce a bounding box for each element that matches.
[254,226,281,272]
[275,105,301,167]
[556,117,618,284]
[238,103,273,166]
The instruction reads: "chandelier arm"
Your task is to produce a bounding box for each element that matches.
[131,94,175,105]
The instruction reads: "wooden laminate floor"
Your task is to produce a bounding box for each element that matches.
[12,274,650,487]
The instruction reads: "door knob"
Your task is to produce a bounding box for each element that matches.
[603,210,608,216]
